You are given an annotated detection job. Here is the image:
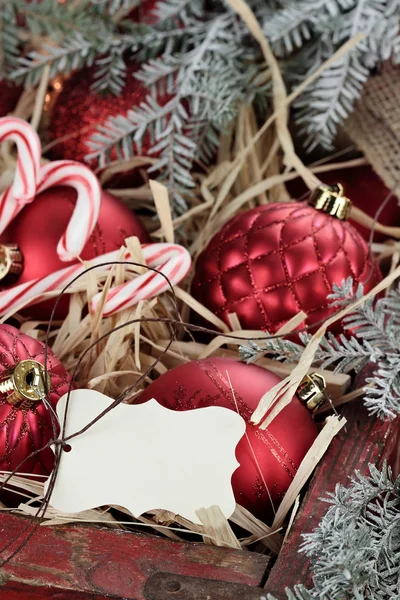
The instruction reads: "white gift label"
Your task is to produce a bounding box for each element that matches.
[46,389,245,524]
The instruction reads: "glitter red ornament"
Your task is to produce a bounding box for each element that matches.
[47,65,158,167]
[0,325,71,477]
[0,186,149,319]
[191,185,382,334]
[137,357,318,523]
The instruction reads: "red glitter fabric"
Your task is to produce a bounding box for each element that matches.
[137,357,318,523]
[0,325,71,476]
[192,202,383,333]
[47,66,150,166]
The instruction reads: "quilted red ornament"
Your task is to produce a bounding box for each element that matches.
[0,325,71,477]
[0,186,149,319]
[192,185,382,334]
[137,357,318,522]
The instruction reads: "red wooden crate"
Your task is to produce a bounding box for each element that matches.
[0,398,398,599]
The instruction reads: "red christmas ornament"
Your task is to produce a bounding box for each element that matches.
[137,357,318,522]
[0,186,149,319]
[192,185,382,334]
[0,325,71,476]
[47,65,164,167]
[287,166,399,243]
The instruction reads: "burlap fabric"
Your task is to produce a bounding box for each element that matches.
[345,61,400,200]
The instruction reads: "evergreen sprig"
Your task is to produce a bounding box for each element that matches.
[2,0,400,208]
[87,11,261,212]
[267,463,400,600]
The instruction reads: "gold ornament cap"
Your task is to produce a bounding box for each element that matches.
[0,360,51,409]
[308,183,352,221]
[297,372,326,414]
[0,244,23,284]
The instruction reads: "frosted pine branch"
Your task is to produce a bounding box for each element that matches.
[11,35,100,86]
[0,4,19,74]
[268,463,400,599]
[5,0,400,207]
[242,278,400,420]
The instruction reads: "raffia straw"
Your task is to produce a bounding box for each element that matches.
[196,506,242,549]
[31,65,51,131]
[226,0,318,190]
[272,415,346,529]
[275,311,307,335]
[351,205,400,239]
[283,496,300,545]
[252,263,400,429]
[173,287,230,332]
[150,179,174,243]
[230,505,282,554]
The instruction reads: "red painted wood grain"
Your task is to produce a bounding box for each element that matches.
[0,515,269,599]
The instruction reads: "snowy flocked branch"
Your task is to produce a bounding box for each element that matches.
[240,277,400,420]
[267,463,400,600]
[87,11,262,213]
[2,0,400,208]
[266,0,400,150]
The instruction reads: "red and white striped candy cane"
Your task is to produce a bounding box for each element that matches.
[90,243,192,316]
[0,243,191,318]
[0,117,41,234]
[37,161,102,262]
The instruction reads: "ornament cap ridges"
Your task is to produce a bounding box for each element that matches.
[0,359,51,409]
[297,372,326,413]
[0,243,23,284]
[308,183,352,221]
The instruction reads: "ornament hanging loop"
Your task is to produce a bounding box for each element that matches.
[0,359,51,409]
[308,183,352,221]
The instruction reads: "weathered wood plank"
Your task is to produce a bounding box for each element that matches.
[263,399,399,598]
[0,514,269,599]
[0,580,111,600]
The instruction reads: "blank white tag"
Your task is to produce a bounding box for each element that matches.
[46,389,245,524]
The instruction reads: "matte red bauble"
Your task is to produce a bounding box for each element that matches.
[0,186,149,319]
[47,65,166,167]
[137,357,318,522]
[192,186,382,334]
[287,166,398,243]
[0,325,71,476]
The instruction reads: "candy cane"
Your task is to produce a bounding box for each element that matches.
[90,243,192,316]
[37,160,102,262]
[0,243,191,317]
[0,117,41,234]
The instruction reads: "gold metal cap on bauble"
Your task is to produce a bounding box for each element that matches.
[297,372,326,413]
[0,360,51,409]
[0,244,23,284]
[308,183,352,221]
